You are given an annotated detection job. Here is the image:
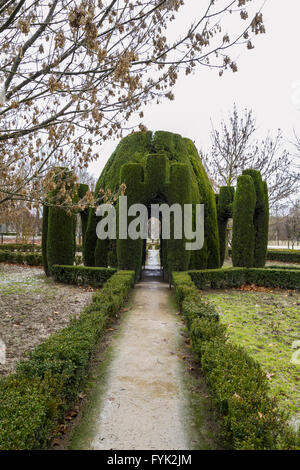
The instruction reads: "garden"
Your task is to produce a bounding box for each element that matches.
[0,0,300,457]
[0,130,299,451]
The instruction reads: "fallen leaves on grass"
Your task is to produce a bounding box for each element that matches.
[233,392,243,401]
[237,284,274,293]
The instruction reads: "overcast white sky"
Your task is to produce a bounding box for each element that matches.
[88,0,300,179]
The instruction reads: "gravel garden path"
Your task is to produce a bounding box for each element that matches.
[71,250,191,450]
[89,277,188,450]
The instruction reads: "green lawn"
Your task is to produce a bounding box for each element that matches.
[202,289,300,424]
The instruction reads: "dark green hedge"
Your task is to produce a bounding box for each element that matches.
[246,268,300,290]
[189,268,247,289]
[172,272,299,449]
[232,175,256,267]
[189,268,300,290]
[0,270,134,450]
[51,265,116,286]
[42,205,49,276]
[267,250,300,263]
[46,206,75,270]
[264,265,300,270]
[45,168,77,271]
[0,243,41,252]
[84,130,220,272]
[0,250,42,266]
[243,170,269,267]
[229,247,300,264]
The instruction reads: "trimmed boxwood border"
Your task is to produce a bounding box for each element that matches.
[0,243,83,253]
[0,250,42,266]
[189,267,300,290]
[228,248,300,264]
[51,265,117,287]
[0,270,135,450]
[0,243,41,252]
[267,250,300,264]
[172,272,299,450]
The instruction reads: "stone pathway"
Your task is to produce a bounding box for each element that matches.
[89,277,188,450]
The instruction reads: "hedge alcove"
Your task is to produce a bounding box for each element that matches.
[84,131,221,276]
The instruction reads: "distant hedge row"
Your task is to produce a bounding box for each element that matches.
[172,272,299,450]
[189,268,300,290]
[0,250,42,266]
[228,248,300,265]
[267,250,300,264]
[0,243,83,253]
[0,270,135,450]
[51,265,117,287]
[0,243,42,252]
[84,131,221,274]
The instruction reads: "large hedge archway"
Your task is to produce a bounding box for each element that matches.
[84,131,221,275]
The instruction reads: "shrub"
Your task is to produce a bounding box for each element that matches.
[229,247,300,264]
[0,374,60,450]
[189,316,226,361]
[0,243,41,252]
[42,205,49,275]
[264,265,300,270]
[243,170,269,267]
[182,296,219,329]
[0,270,135,450]
[46,206,75,270]
[172,271,298,449]
[267,250,300,263]
[246,268,300,290]
[201,341,286,449]
[0,250,42,266]
[51,265,116,286]
[171,272,197,307]
[189,268,247,289]
[45,168,77,271]
[232,175,256,267]
[189,267,300,290]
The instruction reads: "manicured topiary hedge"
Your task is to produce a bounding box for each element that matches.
[232,175,256,267]
[245,268,300,289]
[229,247,300,264]
[0,243,41,252]
[264,265,300,270]
[46,206,75,270]
[51,265,116,286]
[243,170,269,267]
[189,268,247,289]
[267,250,300,263]
[172,272,299,450]
[43,168,78,273]
[0,270,134,450]
[231,170,269,269]
[0,250,42,266]
[42,205,49,275]
[84,131,220,273]
[189,268,300,290]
